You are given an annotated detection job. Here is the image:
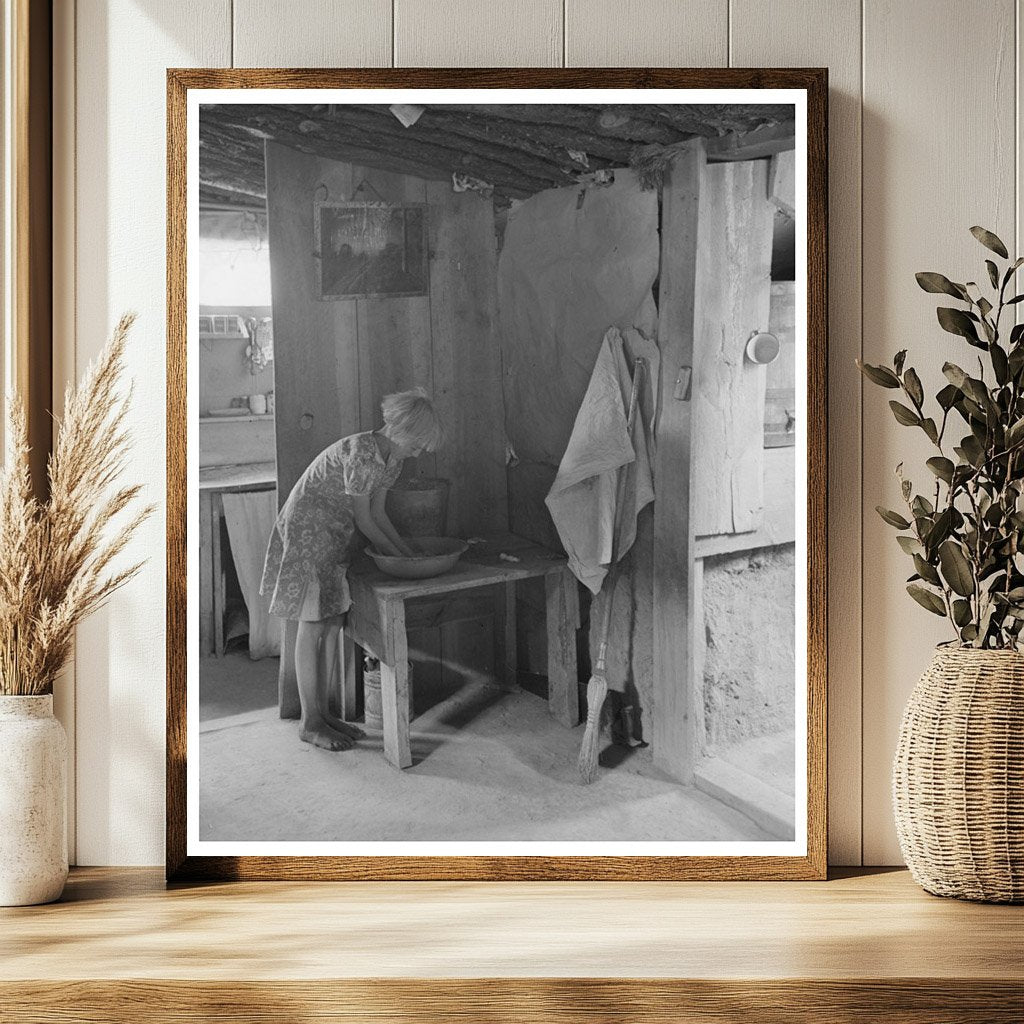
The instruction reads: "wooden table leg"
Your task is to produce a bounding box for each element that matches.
[494,580,518,689]
[341,631,359,721]
[545,568,580,727]
[198,490,214,656]
[278,621,300,719]
[212,494,225,658]
[379,597,412,769]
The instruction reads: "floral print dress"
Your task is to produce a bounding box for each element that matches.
[260,431,403,621]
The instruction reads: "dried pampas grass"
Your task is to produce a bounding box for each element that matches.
[0,313,153,696]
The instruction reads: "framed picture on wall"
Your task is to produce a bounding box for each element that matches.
[314,200,430,299]
[166,68,828,881]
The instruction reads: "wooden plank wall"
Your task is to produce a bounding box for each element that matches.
[651,142,702,783]
[264,142,362,500]
[265,142,507,711]
[691,159,775,537]
[56,0,1019,865]
[265,143,506,532]
[426,183,509,537]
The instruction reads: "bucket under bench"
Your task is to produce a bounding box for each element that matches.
[341,533,581,769]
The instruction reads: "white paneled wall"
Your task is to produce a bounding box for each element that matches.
[860,0,1018,864]
[54,0,1022,865]
[67,0,231,866]
[395,1,563,66]
[565,1,728,66]
[232,1,391,67]
[729,0,864,869]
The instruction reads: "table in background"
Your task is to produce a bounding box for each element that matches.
[198,461,276,656]
[345,533,581,768]
[2,868,1020,1022]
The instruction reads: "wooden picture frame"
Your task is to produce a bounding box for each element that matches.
[168,68,828,881]
[314,199,430,299]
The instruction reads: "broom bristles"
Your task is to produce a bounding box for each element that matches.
[577,672,608,784]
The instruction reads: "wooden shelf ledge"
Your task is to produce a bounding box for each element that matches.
[1,867,1021,1021]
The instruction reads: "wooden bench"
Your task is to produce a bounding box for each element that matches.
[343,534,581,768]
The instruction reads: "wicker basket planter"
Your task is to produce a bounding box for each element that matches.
[893,647,1024,902]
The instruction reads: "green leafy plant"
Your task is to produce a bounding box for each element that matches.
[859,226,1024,649]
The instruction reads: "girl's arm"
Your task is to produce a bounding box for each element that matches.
[370,490,415,556]
[352,495,404,557]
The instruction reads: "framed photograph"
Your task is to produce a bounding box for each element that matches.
[314,200,429,299]
[167,69,827,881]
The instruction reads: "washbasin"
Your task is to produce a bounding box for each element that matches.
[366,536,468,579]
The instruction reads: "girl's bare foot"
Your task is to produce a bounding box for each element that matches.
[320,709,366,740]
[300,723,355,751]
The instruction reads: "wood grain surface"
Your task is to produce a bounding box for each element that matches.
[730,0,864,873]
[651,140,702,786]
[6,0,53,501]
[4,980,1022,1024]
[166,67,828,882]
[690,157,773,536]
[1,868,1021,1021]
[50,0,77,865]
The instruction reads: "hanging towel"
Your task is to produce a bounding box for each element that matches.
[222,489,282,660]
[545,328,655,594]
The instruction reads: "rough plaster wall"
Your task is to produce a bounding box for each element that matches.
[197,312,274,416]
[702,544,795,751]
[498,170,660,552]
[497,174,659,729]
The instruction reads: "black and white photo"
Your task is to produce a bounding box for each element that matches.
[167,72,827,879]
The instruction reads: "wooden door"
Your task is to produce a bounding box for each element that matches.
[653,139,777,783]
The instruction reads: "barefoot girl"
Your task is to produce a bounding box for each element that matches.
[261,389,444,751]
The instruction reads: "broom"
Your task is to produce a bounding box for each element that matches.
[578,357,645,784]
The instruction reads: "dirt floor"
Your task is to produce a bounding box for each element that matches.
[719,730,796,798]
[198,651,775,843]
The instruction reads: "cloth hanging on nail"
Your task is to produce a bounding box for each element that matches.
[545,327,655,594]
[222,489,282,659]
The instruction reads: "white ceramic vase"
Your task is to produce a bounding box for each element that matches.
[0,694,68,906]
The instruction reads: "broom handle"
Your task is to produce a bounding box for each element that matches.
[594,357,645,672]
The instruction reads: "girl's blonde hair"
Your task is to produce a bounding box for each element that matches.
[381,387,444,452]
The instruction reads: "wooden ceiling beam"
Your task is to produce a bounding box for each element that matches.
[196,104,797,211]
[199,183,267,210]
[414,107,641,165]
[201,111,553,199]
[423,102,678,138]
[423,102,787,139]
[203,105,575,194]
[705,120,796,161]
[396,104,679,150]
[648,103,792,135]
[324,103,630,177]
[197,173,266,203]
